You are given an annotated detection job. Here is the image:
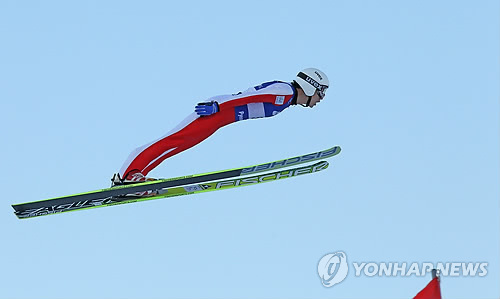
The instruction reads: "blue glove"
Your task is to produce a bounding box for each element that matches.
[195,100,219,116]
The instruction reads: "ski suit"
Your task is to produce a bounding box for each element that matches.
[119,81,297,178]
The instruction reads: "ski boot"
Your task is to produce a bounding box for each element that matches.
[111,171,159,197]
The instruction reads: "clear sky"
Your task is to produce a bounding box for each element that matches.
[0,0,498,298]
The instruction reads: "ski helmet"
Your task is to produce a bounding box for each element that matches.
[293,68,329,98]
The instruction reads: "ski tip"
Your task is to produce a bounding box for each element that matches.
[314,160,329,171]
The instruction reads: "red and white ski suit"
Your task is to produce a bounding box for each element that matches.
[119,81,297,178]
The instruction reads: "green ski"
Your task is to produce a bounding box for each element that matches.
[13,146,340,218]
[15,161,330,218]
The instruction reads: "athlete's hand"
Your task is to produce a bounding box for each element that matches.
[195,101,219,116]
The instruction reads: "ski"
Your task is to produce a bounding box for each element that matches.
[15,161,329,219]
[12,146,340,215]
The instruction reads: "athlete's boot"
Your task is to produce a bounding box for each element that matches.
[111,171,159,197]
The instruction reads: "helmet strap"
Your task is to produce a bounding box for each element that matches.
[292,81,314,108]
[306,96,312,107]
[299,96,312,108]
[291,81,300,105]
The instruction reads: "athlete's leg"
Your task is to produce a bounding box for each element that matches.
[119,110,233,178]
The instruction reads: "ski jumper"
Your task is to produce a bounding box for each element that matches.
[119,81,297,178]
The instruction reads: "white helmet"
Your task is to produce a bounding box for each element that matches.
[293,68,329,98]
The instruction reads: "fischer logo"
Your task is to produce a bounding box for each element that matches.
[238,110,245,121]
[217,162,328,189]
[241,148,337,174]
[18,198,116,218]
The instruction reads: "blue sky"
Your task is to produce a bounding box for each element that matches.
[0,0,498,298]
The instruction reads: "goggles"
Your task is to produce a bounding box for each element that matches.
[317,85,328,99]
